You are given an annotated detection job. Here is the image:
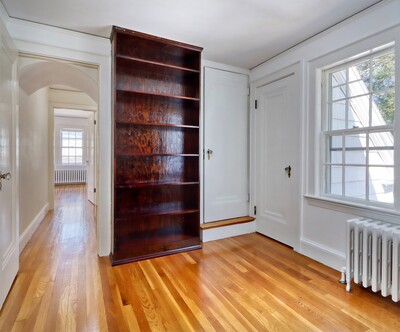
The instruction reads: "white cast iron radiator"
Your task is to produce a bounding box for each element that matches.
[346,217,400,302]
[54,169,87,184]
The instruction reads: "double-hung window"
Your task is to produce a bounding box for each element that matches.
[322,46,395,206]
[61,129,84,165]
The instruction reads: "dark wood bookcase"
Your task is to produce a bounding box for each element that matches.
[111,26,202,265]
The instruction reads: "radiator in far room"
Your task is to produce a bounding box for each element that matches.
[346,217,400,302]
[54,169,87,184]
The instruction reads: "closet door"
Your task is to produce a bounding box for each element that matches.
[204,67,249,222]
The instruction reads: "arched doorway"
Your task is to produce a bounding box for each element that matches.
[17,54,99,250]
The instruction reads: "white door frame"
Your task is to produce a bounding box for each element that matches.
[8,29,111,256]
[250,62,304,251]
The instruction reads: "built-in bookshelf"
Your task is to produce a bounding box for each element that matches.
[111,26,202,265]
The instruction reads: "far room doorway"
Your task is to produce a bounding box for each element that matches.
[53,107,97,205]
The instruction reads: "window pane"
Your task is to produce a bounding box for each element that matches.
[371,53,395,92]
[331,69,346,87]
[369,131,394,166]
[76,157,83,164]
[329,101,346,130]
[326,165,342,196]
[62,148,69,156]
[348,95,370,128]
[369,166,394,204]
[62,157,68,164]
[344,166,366,199]
[331,85,346,101]
[353,60,370,89]
[76,139,82,147]
[75,148,83,157]
[344,133,366,165]
[371,90,395,125]
[76,131,83,139]
[348,80,369,97]
[328,135,342,163]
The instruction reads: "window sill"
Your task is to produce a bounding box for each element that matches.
[304,195,400,222]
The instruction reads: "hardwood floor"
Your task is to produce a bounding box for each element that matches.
[0,186,399,331]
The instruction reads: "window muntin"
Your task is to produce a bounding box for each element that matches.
[61,129,84,165]
[322,48,395,205]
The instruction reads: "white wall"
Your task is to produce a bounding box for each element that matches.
[19,87,49,248]
[250,0,400,270]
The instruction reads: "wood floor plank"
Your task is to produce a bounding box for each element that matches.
[1,185,400,331]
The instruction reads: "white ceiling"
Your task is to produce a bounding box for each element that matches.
[1,0,383,69]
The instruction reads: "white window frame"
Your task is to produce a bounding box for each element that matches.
[321,46,395,208]
[60,128,84,166]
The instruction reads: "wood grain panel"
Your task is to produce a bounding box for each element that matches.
[116,33,201,70]
[114,185,199,217]
[116,58,199,98]
[116,91,199,127]
[115,155,199,185]
[115,125,199,155]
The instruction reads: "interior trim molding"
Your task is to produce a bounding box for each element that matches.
[19,203,49,252]
[201,221,256,242]
[299,237,345,272]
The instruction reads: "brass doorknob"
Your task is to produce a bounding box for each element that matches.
[207,149,213,160]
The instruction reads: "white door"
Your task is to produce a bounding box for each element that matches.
[255,75,300,247]
[0,27,18,310]
[87,112,96,204]
[204,67,249,222]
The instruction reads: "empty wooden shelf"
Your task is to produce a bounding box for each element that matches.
[111,26,202,265]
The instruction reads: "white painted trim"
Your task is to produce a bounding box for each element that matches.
[19,203,49,252]
[305,195,400,224]
[0,2,9,27]
[201,221,256,242]
[7,17,109,57]
[203,59,250,75]
[299,237,345,271]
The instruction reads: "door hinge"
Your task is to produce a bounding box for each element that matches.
[247,193,250,202]
[94,188,97,193]
[255,99,258,109]
[254,206,257,215]
[202,149,205,160]
[94,120,97,125]
[247,87,250,96]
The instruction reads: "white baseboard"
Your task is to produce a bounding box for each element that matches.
[299,237,345,272]
[201,221,256,242]
[19,203,49,252]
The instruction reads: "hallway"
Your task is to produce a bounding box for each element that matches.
[0,185,108,331]
[1,186,400,331]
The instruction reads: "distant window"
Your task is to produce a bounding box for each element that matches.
[61,129,83,165]
[322,47,395,206]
